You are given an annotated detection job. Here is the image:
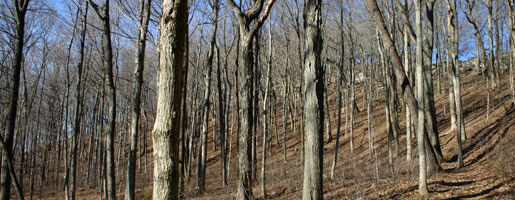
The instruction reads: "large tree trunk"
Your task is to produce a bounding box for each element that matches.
[125,0,151,199]
[302,0,324,199]
[1,1,30,200]
[151,0,188,199]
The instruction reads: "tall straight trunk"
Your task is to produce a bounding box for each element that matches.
[225,0,277,199]
[70,2,88,199]
[198,0,219,193]
[404,25,412,162]
[487,0,500,88]
[217,9,227,189]
[494,0,502,75]
[282,79,288,163]
[179,7,188,194]
[261,33,272,196]
[510,1,515,106]
[415,0,429,196]
[423,0,444,164]
[331,8,345,178]
[1,1,30,200]
[151,0,188,199]
[125,0,151,199]
[302,0,324,199]
[217,54,227,187]
[446,0,465,168]
[89,1,117,198]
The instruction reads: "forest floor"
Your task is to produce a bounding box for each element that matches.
[29,71,515,199]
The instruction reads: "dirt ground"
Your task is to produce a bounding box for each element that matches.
[29,71,515,199]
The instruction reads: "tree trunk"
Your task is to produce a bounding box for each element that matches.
[151,0,188,199]
[487,0,500,89]
[415,0,429,196]
[225,0,277,198]
[70,2,88,199]
[446,0,465,168]
[302,0,324,199]
[1,1,30,200]
[89,1,117,198]
[509,1,515,106]
[125,0,151,199]
[198,0,219,193]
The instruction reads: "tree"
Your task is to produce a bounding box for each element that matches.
[509,0,515,106]
[125,0,151,199]
[197,0,220,194]
[415,0,429,196]
[225,0,277,199]
[367,0,428,196]
[88,1,117,199]
[151,0,188,199]
[70,1,88,199]
[1,1,30,200]
[445,0,465,168]
[302,0,324,199]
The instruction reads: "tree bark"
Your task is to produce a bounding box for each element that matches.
[445,0,465,168]
[89,1,117,199]
[70,2,88,199]
[302,0,324,199]
[415,0,429,196]
[225,0,277,199]
[151,0,188,199]
[197,0,219,193]
[125,0,151,199]
[1,1,30,200]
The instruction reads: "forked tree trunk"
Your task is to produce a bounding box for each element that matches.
[225,0,277,199]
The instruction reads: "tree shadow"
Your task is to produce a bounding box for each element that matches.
[447,105,514,164]
[443,177,515,200]
[430,180,476,187]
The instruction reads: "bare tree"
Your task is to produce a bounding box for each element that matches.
[197,0,220,194]
[88,1,117,199]
[225,0,277,199]
[151,0,188,199]
[509,0,515,106]
[1,1,30,200]
[445,0,465,168]
[70,1,88,199]
[125,0,151,199]
[302,0,324,199]
[367,0,428,196]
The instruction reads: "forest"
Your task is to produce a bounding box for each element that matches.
[0,0,514,199]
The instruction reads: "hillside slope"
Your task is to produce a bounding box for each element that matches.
[32,72,515,199]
